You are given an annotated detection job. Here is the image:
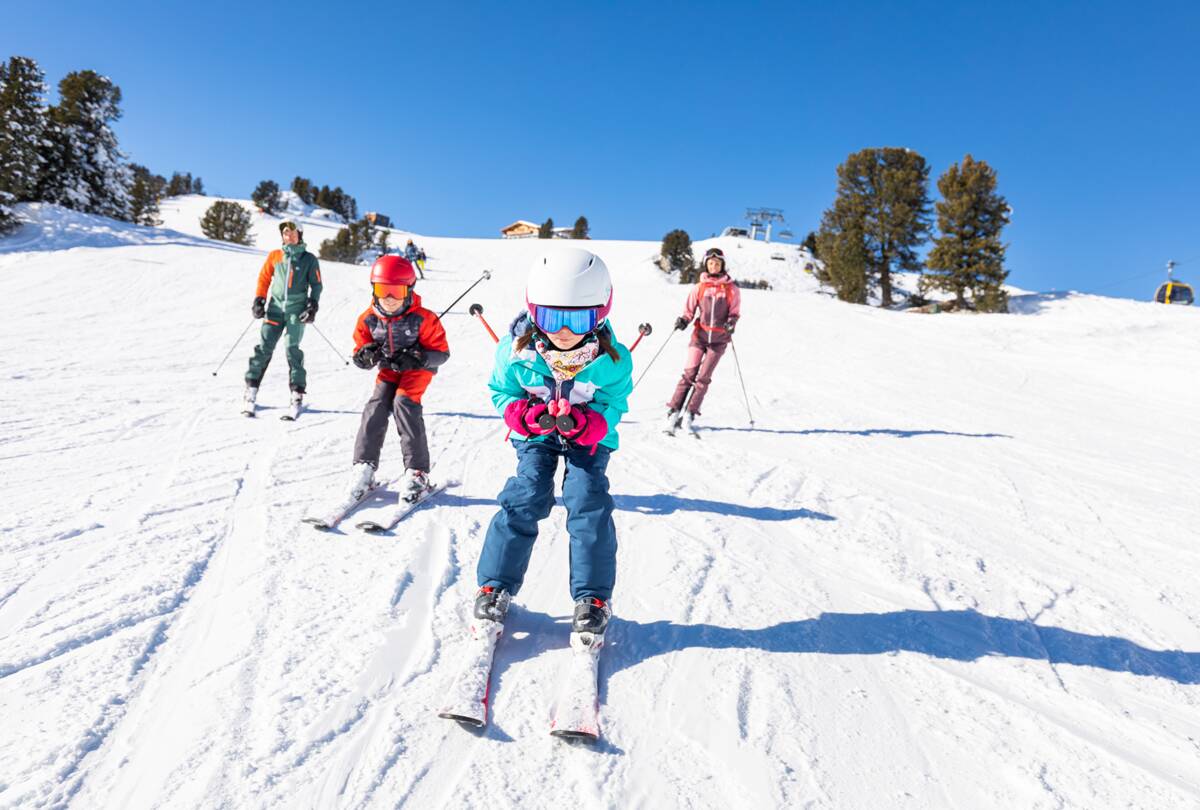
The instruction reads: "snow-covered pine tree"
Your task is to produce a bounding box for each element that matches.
[200,200,253,245]
[0,56,49,205]
[923,155,1011,312]
[251,179,282,213]
[128,164,166,226]
[37,70,131,220]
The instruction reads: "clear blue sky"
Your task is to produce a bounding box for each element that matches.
[5,1,1199,299]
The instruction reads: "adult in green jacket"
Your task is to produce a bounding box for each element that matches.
[242,220,322,415]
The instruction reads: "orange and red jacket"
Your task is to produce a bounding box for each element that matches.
[353,291,450,402]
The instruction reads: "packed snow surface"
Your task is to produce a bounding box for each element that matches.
[1,201,1198,809]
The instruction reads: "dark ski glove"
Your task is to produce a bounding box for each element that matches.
[251,297,266,319]
[353,342,381,369]
[384,346,426,372]
[674,316,689,331]
[299,298,319,323]
[724,318,737,334]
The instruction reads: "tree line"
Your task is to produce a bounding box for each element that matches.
[660,147,1011,313]
[0,55,202,234]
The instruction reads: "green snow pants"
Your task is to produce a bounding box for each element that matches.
[245,311,307,392]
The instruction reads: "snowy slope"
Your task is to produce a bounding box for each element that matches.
[1,202,1198,809]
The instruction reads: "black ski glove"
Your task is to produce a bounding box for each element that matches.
[385,346,426,372]
[251,296,266,319]
[299,298,319,323]
[724,318,737,334]
[353,342,381,369]
[674,316,689,331]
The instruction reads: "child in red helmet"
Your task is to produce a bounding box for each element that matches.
[345,255,450,501]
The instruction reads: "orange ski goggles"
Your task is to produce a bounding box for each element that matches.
[373,282,410,300]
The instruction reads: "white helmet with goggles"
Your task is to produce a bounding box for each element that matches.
[526,248,613,335]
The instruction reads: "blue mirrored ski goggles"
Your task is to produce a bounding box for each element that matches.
[531,305,603,335]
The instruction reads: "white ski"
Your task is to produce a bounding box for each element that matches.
[549,630,604,742]
[438,618,504,727]
[355,481,445,533]
[301,481,382,530]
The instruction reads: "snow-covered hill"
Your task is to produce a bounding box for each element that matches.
[1,203,1198,809]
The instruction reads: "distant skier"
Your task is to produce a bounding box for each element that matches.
[344,255,449,502]
[664,246,741,435]
[243,220,322,416]
[404,239,425,279]
[416,247,427,277]
[475,247,633,636]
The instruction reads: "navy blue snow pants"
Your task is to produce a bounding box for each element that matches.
[477,436,617,602]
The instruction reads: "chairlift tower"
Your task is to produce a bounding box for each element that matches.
[745,207,786,242]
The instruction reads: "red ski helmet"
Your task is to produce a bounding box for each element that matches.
[370,255,418,286]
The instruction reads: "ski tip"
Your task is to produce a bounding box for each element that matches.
[550,728,600,744]
[438,711,486,728]
[301,518,332,530]
[355,522,387,533]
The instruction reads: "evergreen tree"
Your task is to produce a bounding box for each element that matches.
[816,147,931,307]
[0,57,49,205]
[538,217,554,239]
[200,200,253,245]
[319,217,376,263]
[924,155,1011,312]
[291,176,314,205]
[333,187,357,221]
[377,228,391,255]
[128,164,166,225]
[571,215,589,239]
[192,176,204,195]
[251,179,281,213]
[164,172,193,197]
[660,229,697,283]
[38,70,131,220]
[801,230,819,258]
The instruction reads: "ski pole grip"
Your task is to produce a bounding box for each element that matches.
[471,303,499,343]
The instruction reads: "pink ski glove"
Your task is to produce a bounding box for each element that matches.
[557,403,609,450]
[504,399,554,437]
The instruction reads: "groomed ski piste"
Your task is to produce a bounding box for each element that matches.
[1,196,1198,809]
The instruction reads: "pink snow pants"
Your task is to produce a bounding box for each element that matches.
[668,337,728,415]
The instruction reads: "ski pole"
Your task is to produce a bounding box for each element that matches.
[307,322,350,366]
[469,303,499,343]
[728,337,755,426]
[629,322,652,352]
[210,318,258,376]
[438,270,492,319]
[631,327,679,390]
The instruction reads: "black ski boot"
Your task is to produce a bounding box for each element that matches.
[474,586,511,622]
[571,597,611,634]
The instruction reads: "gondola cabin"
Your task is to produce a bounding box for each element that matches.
[1154,280,1194,305]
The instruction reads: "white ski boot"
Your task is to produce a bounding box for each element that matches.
[663,409,682,436]
[282,390,304,421]
[241,384,258,417]
[683,411,699,438]
[346,462,377,501]
[401,469,433,502]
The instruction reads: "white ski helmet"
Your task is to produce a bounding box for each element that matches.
[525,247,613,321]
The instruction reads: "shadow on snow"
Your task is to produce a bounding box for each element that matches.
[612,493,834,522]
[700,426,1013,439]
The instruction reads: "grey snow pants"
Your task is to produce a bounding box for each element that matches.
[353,380,430,472]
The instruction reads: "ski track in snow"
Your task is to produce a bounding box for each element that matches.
[1,199,1199,808]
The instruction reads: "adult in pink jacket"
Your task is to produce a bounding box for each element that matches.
[665,247,741,434]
